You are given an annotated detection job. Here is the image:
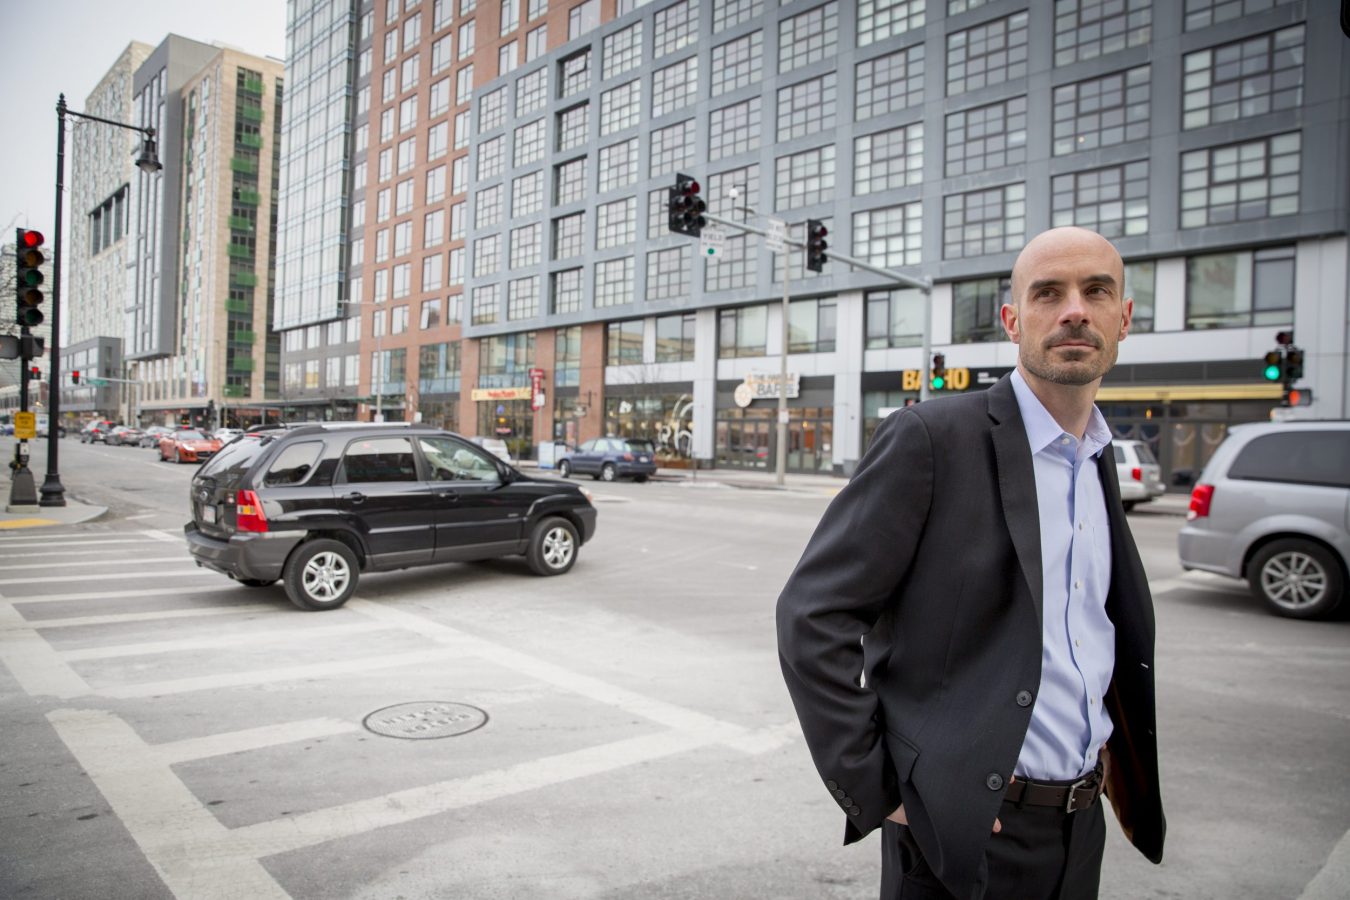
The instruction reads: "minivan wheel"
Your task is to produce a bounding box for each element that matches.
[600,463,616,482]
[1247,539,1344,620]
[558,460,571,478]
[527,516,578,576]
[284,539,359,611]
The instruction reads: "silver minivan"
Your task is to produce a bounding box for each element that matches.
[1113,439,1165,510]
[1178,421,1349,619]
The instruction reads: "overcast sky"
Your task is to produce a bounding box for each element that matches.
[0,0,287,237]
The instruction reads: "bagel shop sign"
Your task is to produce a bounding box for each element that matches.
[733,372,801,407]
[899,366,1013,393]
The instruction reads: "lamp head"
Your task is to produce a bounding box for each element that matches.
[136,130,162,173]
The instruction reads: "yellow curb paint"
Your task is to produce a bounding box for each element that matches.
[0,519,59,529]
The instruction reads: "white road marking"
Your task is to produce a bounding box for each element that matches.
[47,708,291,900]
[7,585,233,605]
[0,556,186,572]
[1298,823,1350,900]
[0,547,180,559]
[0,537,164,550]
[0,569,211,586]
[154,717,362,765]
[0,601,91,697]
[1148,574,1245,596]
[25,604,277,629]
[141,529,187,545]
[59,621,384,661]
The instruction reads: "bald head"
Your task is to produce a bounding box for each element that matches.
[1011,227,1125,306]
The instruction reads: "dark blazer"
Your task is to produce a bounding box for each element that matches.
[776,376,1165,900]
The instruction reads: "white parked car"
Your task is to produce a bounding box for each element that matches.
[213,428,245,444]
[1113,439,1165,511]
[467,436,512,463]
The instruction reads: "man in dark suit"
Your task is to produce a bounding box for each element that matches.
[777,227,1165,899]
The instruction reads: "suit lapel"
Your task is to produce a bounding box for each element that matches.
[987,377,1044,626]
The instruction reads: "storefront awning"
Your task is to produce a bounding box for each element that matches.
[1096,383,1283,402]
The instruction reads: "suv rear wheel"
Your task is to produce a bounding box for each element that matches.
[527,517,578,576]
[558,460,571,478]
[284,539,359,611]
[600,463,616,482]
[1246,538,1344,620]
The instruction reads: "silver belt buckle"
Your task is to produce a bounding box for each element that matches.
[1064,774,1093,813]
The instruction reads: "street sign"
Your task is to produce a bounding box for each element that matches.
[13,411,36,440]
[700,226,726,258]
[764,217,787,254]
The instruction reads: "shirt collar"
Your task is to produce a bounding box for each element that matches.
[1010,368,1112,459]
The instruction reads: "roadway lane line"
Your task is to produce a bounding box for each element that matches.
[46,708,291,900]
[0,537,167,549]
[0,547,183,559]
[25,603,278,628]
[154,717,363,765]
[8,585,233,605]
[0,600,91,698]
[142,529,187,544]
[59,621,387,661]
[0,556,187,571]
[0,569,211,586]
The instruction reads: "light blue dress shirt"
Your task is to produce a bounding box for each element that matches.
[1009,369,1115,782]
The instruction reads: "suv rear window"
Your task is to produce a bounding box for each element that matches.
[1227,432,1350,488]
[263,441,324,486]
[199,433,274,482]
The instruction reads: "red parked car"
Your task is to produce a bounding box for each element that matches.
[159,429,223,464]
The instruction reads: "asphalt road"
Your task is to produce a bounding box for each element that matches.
[1,438,1347,899]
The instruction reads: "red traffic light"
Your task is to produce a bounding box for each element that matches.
[71,370,80,384]
[20,230,44,248]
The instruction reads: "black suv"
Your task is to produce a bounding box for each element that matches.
[184,423,598,611]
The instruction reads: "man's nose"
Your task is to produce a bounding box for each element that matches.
[1060,289,1091,322]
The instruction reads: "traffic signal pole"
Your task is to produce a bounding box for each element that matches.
[40,97,69,506]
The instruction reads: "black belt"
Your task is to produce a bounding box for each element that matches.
[1003,762,1105,813]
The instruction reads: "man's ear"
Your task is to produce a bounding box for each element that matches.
[1000,303,1020,343]
[1120,297,1134,340]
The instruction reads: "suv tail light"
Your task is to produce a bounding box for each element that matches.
[622,452,634,461]
[235,489,268,532]
[1187,484,1214,521]
[1131,467,1142,482]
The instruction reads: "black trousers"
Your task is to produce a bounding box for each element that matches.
[880,797,1106,900]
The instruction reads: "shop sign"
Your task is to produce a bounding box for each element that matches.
[528,367,546,411]
[734,372,800,407]
[471,387,532,401]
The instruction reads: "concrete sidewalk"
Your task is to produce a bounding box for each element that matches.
[0,493,107,530]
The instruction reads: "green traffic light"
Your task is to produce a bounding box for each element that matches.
[931,376,945,390]
[1263,364,1281,381]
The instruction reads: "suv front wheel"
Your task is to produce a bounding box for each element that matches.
[284,538,360,611]
[527,517,578,576]
[1247,538,1344,620]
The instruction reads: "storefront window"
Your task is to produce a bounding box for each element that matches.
[477,399,534,460]
[606,319,644,365]
[555,326,582,386]
[478,332,535,387]
[418,342,461,394]
[604,391,695,463]
[655,312,695,362]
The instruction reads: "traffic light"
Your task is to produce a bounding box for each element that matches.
[668,173,706,237]
[15,229,46,328]
[1284,346,1304,381]
[805,219,829,272]
[931,353,947,390]
[30,366,40,379]
[71,370,80,385]
[1262,349,1283,382]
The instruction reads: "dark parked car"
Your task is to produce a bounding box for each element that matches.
[80,420,116,443]
[184,422,598,611]
[139,425,176,448]
[105,425,144,447]
[558,437,658,482]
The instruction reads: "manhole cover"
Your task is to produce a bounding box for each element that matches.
[362,701,489,740]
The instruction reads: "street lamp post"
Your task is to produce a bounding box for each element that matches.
[40,93,161,506]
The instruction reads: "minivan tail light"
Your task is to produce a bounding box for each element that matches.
[1131,467,1142,482]
[235,489,268,532]
[1187,484,1214,521]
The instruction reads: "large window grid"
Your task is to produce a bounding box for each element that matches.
[471,284,500,325]
[652,57,698,118]
[598,139,639,192]
[947,12,1028,96]
[855,122,924,194]
[711,99,761,161]
[516,67,548,115]
[1054,0,1152,66]
[1186,246,1294,329]
[604,21,644,79]
[555,157,587,204]
[475,184,503,229]
[705,234,754,292]
[595,257,635,307]
[551,268,584,313]
[945,97,1027,177]
[778,73,836,142]
[952,276,1012,344]
[775,145,836,211]
[859,0,925,47]
[553,212,586,259]
[479,86,508,132]
[601,80,642,135]
[1182,25,1304,130]
[646,247,691,301]
[1052,66,1150,156]
[1180,132,1300,228]
[474,234,502,276]
[514,119,546,166]
[510,224,542,268]
[713,0,761,33]
[943,184,1026,259]
[854,203,922,267]
[558,103,589,152]
[560,49,591,98]
[1051,161,1150,238]
[654,0,698,59]
[779,3,838,74]
[650,120,694,177]
[856,44,924,120]
[711,31,763,97]
[1183,0,1297,31]
[647,188,670,239]
[508,277,539,320]
[477,135,505,179]
[707,165,760,220]
[512,171,544,217]
[597,197,637,249]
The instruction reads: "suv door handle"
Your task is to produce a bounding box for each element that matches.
[343,491,366,504]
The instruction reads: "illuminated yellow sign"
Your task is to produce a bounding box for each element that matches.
[903,367,971,391]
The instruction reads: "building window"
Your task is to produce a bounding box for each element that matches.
[429,78,450,117]
[399,95,418,132]
[401,53,421,91]
[553,211,586,259]
[777,72,836,142]
[516,66,548,115]
[779,3,838,74]
[710,99,761,162]
[471,283,500,324]
[598,139,639,192]
[425,164,446,203]
[559,49,591,98]
[859,0,924,46]
[449,247,465,284]
[865,288,926,349]
[652,57,698,118]
[432,35,452,73]
[718,305,767,358]
[708,165,759,222]
[1054,0,1152,66]
[1183,0,1296,30]
[1186,246,1294,330]
[551,268,584,313]
[943,184,1026,259]
[526,24,547,61]
[601,79,642,135]
[856,43,924,121]
[452,113,469,148]
[474,234,502,276]
[421,297,442,330]
[392,305,410,336]
[952,276,1012,344]
[945,96,1027,177]
[654,0,698,58]
[514,119,547,167]
[500,0,519,35]
[424,210,445,247]
[711,30,763,97]
[510,223,542,268]
[477,135,505,179]
[789,298,837,353]
[558,103,589,152]
[512,171,543,217]
[392,262,412,298]
[597,197,637,249]
[655,312,696,361]
[458,19,476,58]
[1052,66,1150,157]
[475,184,503,228]
[713,0,762,33]
[646,246,690,301]
[422,253,444,291]
[456,64,474,104]
[555,325,582,386]
[1125,259,1155,334]
[555,157,587,204]
[855,122,924,194]
[396,179,415,214]
[451,200,467,238]
[479,86,508,132]
[1182,25,1304,130]
[774,145,835,211]
[604,21,644,79]
[508,276,539,320]
[568,0,600,40]
[646,188,669,239]
[607,319,645,366]
[394,221,413,257]
[595,257,635,308]
[1180,132,1300,228]
[1051,161,1149,238]
[853,203,922,268]
[947,12,1028,96]
[650,119,694,177]
[705,234,753,292]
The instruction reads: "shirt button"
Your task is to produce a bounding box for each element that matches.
[1074,580,1082,590]
[1074,639,1081,648]
[1078,522,1085,531]
[986,773,1005,791]
[1090,697,1096,706]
